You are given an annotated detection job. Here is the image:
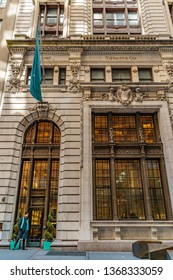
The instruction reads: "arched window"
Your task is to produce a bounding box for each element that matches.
[17,121,60,246]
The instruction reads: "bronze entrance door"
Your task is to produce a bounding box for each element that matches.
[28,208,44,247]
[16,121,60,247]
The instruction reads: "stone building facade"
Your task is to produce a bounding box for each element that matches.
[0,0,173,251]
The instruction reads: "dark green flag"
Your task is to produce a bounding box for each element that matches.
[30,29,43,102]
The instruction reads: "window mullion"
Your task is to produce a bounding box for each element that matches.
[140,158,153,220]
[56,4,59,36]
[110,157,118,220]
[26,157,34,211]
[159,158,173,219]
[43,158,52,232]
[109,112,118,219]
[153,112,161,142]
[125,3,129,35]
[93,158,97,220]
[43,4,47,36]
[103,3,106,35]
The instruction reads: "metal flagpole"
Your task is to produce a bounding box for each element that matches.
[38,16,45,85]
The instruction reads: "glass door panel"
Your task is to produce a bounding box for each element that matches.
[28,209,44,247]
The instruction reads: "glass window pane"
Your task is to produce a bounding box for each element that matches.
[95,160,112,220]
[112,115,137,142]
[139,69,152,82]
[146,160,166,220]
[44,68,53,85]
[115,160,145,220]
[116,12,125,25]
[140,115,156,143]
[37,122,52,143]
[59,68,66,85]
[25,123,36,143]
[18,161,30,215]
[128,11,138,25]
[112,69,131,82]
[94,115,108,142]
[94,12,103,25]
[47,8,57,24]
[91,69,105,82]
[59,7,64,24]
[32,161,48,189]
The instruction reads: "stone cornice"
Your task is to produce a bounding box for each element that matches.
[7,37,173,51]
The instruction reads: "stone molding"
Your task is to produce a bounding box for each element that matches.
[28,102,57,113]
[82,85,167,105]
[102,85,146,106]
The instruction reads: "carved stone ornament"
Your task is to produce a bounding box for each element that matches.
[8,62,22,93]
[157,90,166,101]
[28,102,57,112]
[83,89,91,100]
[165,62,173,84]
[102,85,145,106]
[69,61,81,93]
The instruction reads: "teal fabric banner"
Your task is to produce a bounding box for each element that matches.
[30,30,43,102]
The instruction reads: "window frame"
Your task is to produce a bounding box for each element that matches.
[39,3,64,37]
[91,68,105,82]
[16,120,61,243]
[59,68,66,85]
[138,68,153,83]
[112,68,131,82]
[26,67,54,86]
[93,0,141,35]
[92,112,170,221]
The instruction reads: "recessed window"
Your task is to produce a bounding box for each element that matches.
[138,68,152,82]
[93,0,140,34]
[128,11,139,26]
[59,68,66,85]
[93,112,169,221]
[0,0,6,7]
[27,68,54,85]
[39,3,64,36]
[112,69,131,82]
[106,11,126,26]
[42,68,53,85]
[93,11,103,26]
[91,68,105,82]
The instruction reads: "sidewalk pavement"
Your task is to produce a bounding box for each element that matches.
[0,248,141,260]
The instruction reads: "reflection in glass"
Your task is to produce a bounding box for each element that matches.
[146,160,166,219]
[115,160,145,220]
[95,160,112,220]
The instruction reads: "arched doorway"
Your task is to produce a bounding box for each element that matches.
[16,120,60,247]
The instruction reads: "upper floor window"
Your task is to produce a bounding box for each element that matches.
[91,68,105,82]
[112,69,131,82]
[27,67,54,85]
[25,121,60,144]
[94,114,156,143]
[59,68,66,85]
[93,0,140,34]
[0,0,6,7]
[138,68,152,83]
[40,3,64,37]
[93,112,170,221]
